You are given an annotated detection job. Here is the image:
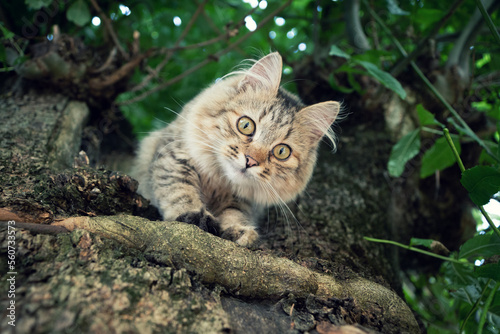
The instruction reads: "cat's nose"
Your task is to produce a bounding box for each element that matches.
[245,155,259,168]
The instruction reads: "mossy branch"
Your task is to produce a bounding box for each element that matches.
[50,214,419,333]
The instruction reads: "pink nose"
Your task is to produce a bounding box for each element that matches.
[245,155,259,168]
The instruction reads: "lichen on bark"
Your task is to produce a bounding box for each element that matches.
[0,227,231,334]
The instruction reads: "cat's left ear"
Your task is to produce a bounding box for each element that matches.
[297,101,340,145]
[238,52,282,95]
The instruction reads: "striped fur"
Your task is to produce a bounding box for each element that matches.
[133,52,340,246]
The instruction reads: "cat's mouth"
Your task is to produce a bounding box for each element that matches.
[239,167,254,178]
[223,159,256,181]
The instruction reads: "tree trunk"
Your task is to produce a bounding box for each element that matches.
[0,77,419,333]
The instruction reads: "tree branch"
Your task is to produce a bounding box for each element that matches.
[345,0,370,52]
[129,0,209,93]
[118,0,293,106]
[43,214,419,333]
[446,0,500,78]
[88,50,153,91]
[89,0,128,60]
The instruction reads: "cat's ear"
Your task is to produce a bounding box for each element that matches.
[238,52,282,95]
[297,101,340,146]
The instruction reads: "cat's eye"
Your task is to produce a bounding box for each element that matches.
[273,144,292,160]
[237,116,255,136]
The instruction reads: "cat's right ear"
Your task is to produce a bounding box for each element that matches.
[297,101,340,147]
[238,52,282,95]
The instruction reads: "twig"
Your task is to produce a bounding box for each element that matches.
[119,0,293,106]
[88,47,117,74]
[199,4,251,56]
[478,280,500,334]
[475,0,500,45]
[461,280,491,332]
[479,206,500,238]
[89,0,128,60]
[443,128,500,239]
[364,236,473,266]
[0,220,69,235]
[130,0,260,93]
[443,128,466,172]
[89,50,153,90]
[129,0,208,93]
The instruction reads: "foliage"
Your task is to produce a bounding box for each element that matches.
[359,1,500,333]
[66,0,91,27]
[462,166,500,206]
[329,45,406,99]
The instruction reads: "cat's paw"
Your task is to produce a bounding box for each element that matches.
[221,225,258,247]
[176,209,219,235]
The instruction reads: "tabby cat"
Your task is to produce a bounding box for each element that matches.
[133,52,340,246]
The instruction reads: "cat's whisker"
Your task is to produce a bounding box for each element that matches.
[170,97,186,110]
[153,130,221,156]
[257,182,290,233]
[189,133,223,151]
[261,180,304,234]
[153,116,170,125]
[154,139,184,159]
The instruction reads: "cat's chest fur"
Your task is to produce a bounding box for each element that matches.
[157,119,248,217]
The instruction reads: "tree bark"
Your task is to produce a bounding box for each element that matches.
[0,81,419,333]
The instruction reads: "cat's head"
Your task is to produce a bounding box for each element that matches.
[186,52,340,206]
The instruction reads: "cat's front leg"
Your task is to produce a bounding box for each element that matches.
[218,208,259,246]
[151,150,219,234]
[176,209,219,235]
[153,178,219,234]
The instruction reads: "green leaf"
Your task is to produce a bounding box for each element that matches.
[472,101,493,112]
[479,141,499,165]
[329,45,351,59]
[459,232,500,259]
[346,71,363,94]
[461,166,500,206]
[328,73,355,94]
[416,104,442,127]
[475,262,500,280]
[350,50,394,64]
[414,9,443,31]
[356,60,406,100]
[66,0,91,27]
[0,22,14,39]
[409,238,434,249]
[25,0,52,10]
[443,261,476,287]
[420,136,461,178]
[387,129,421,177]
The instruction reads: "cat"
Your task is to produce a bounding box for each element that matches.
[133,52,340,246]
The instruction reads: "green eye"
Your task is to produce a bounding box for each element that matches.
[237,116,255,136]
[273,144,292,160]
